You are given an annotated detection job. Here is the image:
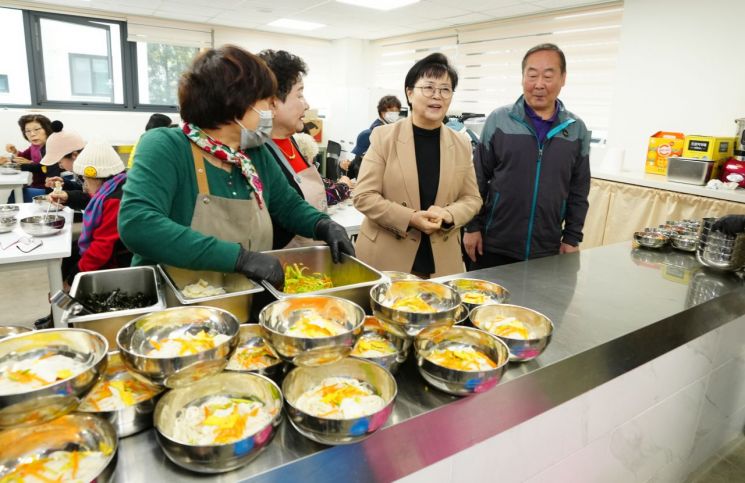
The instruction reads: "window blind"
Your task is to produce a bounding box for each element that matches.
[370,2,622,138]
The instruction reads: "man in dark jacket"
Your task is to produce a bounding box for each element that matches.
[464,43,591,267]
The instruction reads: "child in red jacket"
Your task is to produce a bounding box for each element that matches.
[64,139,132,286]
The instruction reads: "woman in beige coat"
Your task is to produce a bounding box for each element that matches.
[354,53,482,278]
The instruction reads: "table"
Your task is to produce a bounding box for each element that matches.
[0,171,31,204]
[115,242,745,482]
[327,200,363,236]
[0,203,73,327]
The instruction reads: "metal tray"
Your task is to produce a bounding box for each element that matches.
[157,265,264,323]
[666,156,714,185]
[65,266,166,349]
[261,246,385,312]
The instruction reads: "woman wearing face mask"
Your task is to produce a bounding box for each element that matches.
[258,49,331,249]
[341,96,402,180]
[118,45,353,288]
[354,53,482,278]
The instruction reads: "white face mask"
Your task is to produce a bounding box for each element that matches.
[238,107,274,150]
[383,111,400,124]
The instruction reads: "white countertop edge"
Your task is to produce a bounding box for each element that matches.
[592,170,745,203]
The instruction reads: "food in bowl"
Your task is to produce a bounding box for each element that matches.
[79,358,161,412]
[1,449,112,482]
[480,317,533,339]
[172,394,276,446]
[426,345,498,371]
[147,330,231,358]
[295,377,385,419]
[460,291,491,304]
[226,342,280,371]
[0,354,88,394]
[283,263,333,294]
[182,279,226,299]
[390,295,437,313]
[350,333,398,358]
[285,314,346,338]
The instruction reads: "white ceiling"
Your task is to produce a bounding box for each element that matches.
[25,0,616,40]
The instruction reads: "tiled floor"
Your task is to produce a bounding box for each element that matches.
[688,437,745,482]
[0,265,50,328]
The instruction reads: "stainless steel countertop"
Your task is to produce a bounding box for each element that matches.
[114,242,745,482]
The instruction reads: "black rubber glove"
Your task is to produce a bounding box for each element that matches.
[314,218,355,263]
[711,215,745,237]
[234,246,284,287]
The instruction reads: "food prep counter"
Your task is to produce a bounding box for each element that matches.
[114,241,745,482]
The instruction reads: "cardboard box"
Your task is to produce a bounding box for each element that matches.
[646,132,685,175]
[683,135,735,180]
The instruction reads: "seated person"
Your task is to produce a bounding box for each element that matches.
[2,115,55,202]
[62,139,131,289]
[40,127,89,210]
[341,95,402,179]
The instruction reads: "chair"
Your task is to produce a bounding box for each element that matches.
[325,140,341,180]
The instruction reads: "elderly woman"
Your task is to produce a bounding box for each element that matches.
[3,114,56,201]
[118,45,353,287]
[353,53,482,277]
[258,49,328,248]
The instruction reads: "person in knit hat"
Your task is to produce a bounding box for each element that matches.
[62,139,132,287]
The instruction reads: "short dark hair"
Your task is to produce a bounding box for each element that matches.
[377,95,401,116]
[403,53,458,108]
[178,44,277,129]
[18,114,53,141]
[258,49,308,102]
[522,43,566,74]
[145,113,173,131]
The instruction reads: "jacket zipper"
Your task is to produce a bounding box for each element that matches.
[484,192,500,232]
[509,113,575,260]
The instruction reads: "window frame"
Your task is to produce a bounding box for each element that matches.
[68,53,114,99]
[2,8,178,112]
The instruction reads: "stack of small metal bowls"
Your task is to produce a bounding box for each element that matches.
[697,218,745,271]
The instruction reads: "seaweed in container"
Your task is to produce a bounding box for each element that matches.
[78,289,157,313]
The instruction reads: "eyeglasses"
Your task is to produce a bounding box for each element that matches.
[413,85,454,99]
[24,128,43,135]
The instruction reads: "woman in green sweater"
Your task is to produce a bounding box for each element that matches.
[118,45,353,287]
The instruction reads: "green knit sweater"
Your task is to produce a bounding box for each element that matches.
[118,127,327,272]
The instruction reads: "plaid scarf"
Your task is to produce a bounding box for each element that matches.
[78,172,127,255]
[182,122,264,208]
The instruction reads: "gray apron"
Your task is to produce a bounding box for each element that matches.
[266,140,326,248]
[189,142,273,251]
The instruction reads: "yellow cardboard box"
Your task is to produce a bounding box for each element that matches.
[646,132,685,175]
[683,135,735,180]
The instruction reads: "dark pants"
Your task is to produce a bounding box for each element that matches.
[467,251,523,271]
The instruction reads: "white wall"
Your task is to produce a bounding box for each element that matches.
[607,0,745,173]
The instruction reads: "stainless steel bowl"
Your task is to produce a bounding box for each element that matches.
[671,233,699,252]
[470,304,554,362]
[259,295,365,366]
[0,325,31,340]
[350,316,409,374]
[633,231,668,248]
[77,351,163,438]
[414,325,510,396]
[0,216,16,234]
[382,271,422,281]
[20,214,65,237]
[225,324,286,381]
[444,278,510,314]
[154,372,283,473]
[370,280,462,338]
[282,358,397,445]
[0,204,20,215]
[32,195,63,213]
[0,413,118,482]
[0,328,108,428]
[0,164,19,175]
[116,306,240,388]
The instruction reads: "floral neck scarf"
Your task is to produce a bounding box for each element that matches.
[182,122,264,208]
